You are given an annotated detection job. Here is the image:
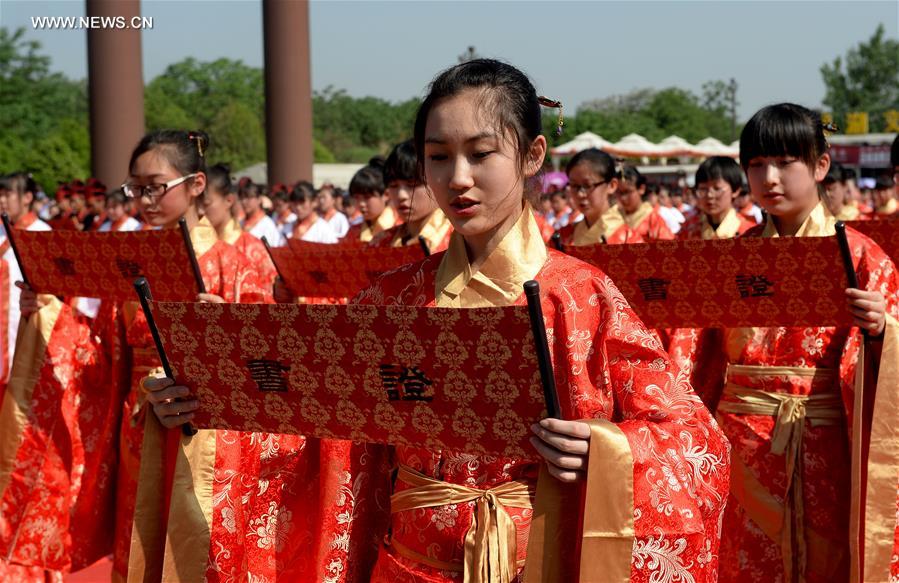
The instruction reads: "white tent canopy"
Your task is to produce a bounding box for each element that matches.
[656,135,695,158]
[606,133,663,158]
[550,131,612,156]
[692,137,738,157]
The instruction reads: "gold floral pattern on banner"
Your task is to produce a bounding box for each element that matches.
[847,217,899,265]
[268,242,426,300]
[150,301,543,459]
[567,235,853,328]
[13,228,199,301]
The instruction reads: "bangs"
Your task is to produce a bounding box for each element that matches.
[739,104,823,169]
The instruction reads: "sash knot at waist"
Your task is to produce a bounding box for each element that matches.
[390,464,535,583]
[718,383,843,456]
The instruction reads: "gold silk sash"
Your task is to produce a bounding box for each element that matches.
[524,419,635,583]
[389,464,535,583]
[717,365,845,582]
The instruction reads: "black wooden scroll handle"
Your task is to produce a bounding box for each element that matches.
[524,280,561,419]
[2,212,29,287]
[418,235,431,258]
[550,231,563,251]
[178,217,206,295]
[835,221,867,339]
[133,277,197,436]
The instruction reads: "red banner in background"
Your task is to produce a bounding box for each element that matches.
[566,236,853,329]
[269,243,426,300]
[846,218,899,265]
[13,228,200,301]
[150,301,544,459]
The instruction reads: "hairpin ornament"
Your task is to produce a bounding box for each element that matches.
[538,96,564,137]
[188,132,206,158]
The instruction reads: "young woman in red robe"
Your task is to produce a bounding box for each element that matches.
[341,161,399,245]
[677,156,755,240]
[352,59,730,582]
[203,162,279,288]
[611,165,675,241]
[370,139,452,253]
[556,148,642,247]
[672,103,899,583]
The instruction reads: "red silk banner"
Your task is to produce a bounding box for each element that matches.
[13,228,200,301]
[846,218,899,265]
[566,236,853,328]
[269,244,426,299]
[149,301,544,458]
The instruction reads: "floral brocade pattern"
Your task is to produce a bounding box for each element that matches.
[0,303,120,574]
[110,239,269,579]
[670,226,899,582]
[354,249,731,583]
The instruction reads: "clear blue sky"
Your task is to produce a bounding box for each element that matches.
[2,0,897,121]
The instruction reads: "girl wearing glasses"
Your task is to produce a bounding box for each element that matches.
[102,130,283,581]
[677,103,899,582]
[130,132,382,582]
[678,156,755,240]
[556,148,642,247]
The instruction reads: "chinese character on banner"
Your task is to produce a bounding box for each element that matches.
[53,257,77,276]
[115,257,143,279]
[379,364,434,402]
[845,112,869,135]
[308,271,328,284]
[247,359,290,392]
[736,274,775,298]
[885,110,899,133]
[637,277,671,301]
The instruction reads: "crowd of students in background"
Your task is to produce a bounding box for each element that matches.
[6,152,895,257]
[537,160,896,238]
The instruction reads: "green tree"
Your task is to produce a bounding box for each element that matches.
[208,101,265,171]
[145,57,264,129]
[821,24,899,132]
[0,27,88,189]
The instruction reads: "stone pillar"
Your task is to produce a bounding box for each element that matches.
[86,0,145,188]
[263,0,313,185]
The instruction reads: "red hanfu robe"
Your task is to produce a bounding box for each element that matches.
[353,208,730,582]
[342,207,399,245]
[616,202,675,241]
[84,219,268,580]
[126,221,390,583]
[676,208,755,240]
[368,209,453,253]
[0,295,118,582]
[670,203,899,583]
[221,217,278,288]
[555,207,643,247]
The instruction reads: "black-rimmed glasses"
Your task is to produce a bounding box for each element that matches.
[122,173,198,201]
[565,180,608,195]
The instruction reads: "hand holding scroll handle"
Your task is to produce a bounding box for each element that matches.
[133,277,198,436]
[836,222,886,337]
[524,280,592,483]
